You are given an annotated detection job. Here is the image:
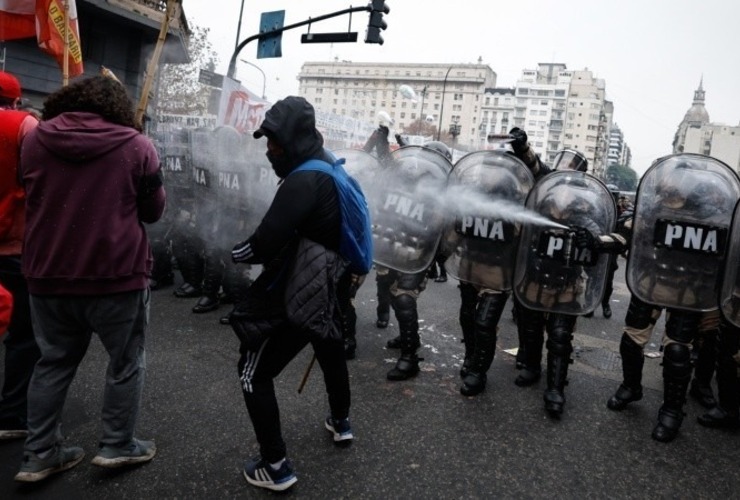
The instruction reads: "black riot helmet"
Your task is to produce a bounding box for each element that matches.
[423,141,453,161]
[553,149,588,172]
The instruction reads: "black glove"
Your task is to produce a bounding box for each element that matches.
[509,127,529,155]
[573,227,600,250]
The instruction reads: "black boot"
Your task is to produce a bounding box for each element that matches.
[458,284,477,378]
[192,249,224,314]
[172,237,204,298]
[602,302,612,319]
[376,272,392,328]
[514,311,544,387]
[460,328,495,397]
[699,326,740,428]
[652,343,691,443]
[543,352,570,418]
[689,330,717,408]
[387,320,421,381]
[607,334,645,410]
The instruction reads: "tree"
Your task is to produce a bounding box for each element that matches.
[155,25,218,116]
[605,164,638,192]
[402,118,437,137]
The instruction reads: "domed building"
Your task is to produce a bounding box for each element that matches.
[672,78,710,153]
[672,78,740,171]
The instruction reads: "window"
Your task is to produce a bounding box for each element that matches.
[454,93,463,101]
[518,88,529,95]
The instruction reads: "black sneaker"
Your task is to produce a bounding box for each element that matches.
[325,416,354,443]
[243,456,297,491]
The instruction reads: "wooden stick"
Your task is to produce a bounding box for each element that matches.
[135,0,180,127]
[297,354,317,394]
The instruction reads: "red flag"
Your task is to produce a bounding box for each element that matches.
[36,0,84,77]
[0,0,83,77]
[0,1,36,40]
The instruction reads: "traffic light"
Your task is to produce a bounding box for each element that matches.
[365,0,389,44]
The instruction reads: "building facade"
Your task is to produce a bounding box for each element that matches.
[673,79,740,171]
[297,60,625,178]
[607,123,632,168]
[297,60,496,149]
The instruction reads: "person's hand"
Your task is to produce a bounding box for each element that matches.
[509,127,529,155]
[573,227,600,249]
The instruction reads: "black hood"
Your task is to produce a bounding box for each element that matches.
[253,96,325,176]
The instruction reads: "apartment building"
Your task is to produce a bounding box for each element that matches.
[297,60,496,148]
[297,60,620,177]
[608,123,632,168]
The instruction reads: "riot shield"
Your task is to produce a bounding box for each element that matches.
[241,135,279,236]
[721,200,740,326]
[627,153,740,311]
[213,126,249,213]
[513,171,616,315]
[442,151,535,290]
[159,128,193,199]
[371,146,452,273]
[333,148,383,195]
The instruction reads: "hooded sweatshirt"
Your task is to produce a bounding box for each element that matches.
[20,111,165,295]
[232,96,340,265]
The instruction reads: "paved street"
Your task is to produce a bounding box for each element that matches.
[1,262,737,499]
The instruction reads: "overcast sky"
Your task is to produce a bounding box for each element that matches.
[184,0,740,176]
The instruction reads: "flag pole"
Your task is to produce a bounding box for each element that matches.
[62,0,69,86]
[135,0,179,129]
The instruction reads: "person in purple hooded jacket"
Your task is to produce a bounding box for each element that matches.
[14,76,165,482]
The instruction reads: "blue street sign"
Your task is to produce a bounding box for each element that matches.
[257,10,285,59]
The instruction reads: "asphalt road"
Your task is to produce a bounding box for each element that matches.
[1,261,737,499]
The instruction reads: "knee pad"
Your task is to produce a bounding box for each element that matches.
[475,292,508,333]
[546,315,575,356]
[665,310,701,345]
[625,296,661,331]
[663,342,692,378]
[392,293,418,324]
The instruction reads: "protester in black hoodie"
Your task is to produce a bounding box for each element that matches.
[231,96,354,492]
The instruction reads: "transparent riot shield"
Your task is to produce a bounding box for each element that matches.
[720,200,740,326]
[155,128,192,198]
[371,146,452,273]
[333,148,383,196]
[241,135,279,235]
[627,153,740,311]
[513,171,616,315]
[442,151,535,290]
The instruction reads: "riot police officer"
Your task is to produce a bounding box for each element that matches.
[513,152,625,417]
[615,154,740,441]
[371,140,452,380]
[446,134,544,396]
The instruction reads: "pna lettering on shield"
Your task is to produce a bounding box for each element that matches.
[663,223,719,253]
[383,193,424,222]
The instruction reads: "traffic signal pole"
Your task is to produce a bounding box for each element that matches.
[227,5,373,79]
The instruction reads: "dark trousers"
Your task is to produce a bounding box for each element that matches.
[0,256,39,429]
[238,328,350,463]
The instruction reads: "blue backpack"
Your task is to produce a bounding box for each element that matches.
[291,156,374,275]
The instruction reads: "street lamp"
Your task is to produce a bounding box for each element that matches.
[239,59,267,99]
[436,65,453,141]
